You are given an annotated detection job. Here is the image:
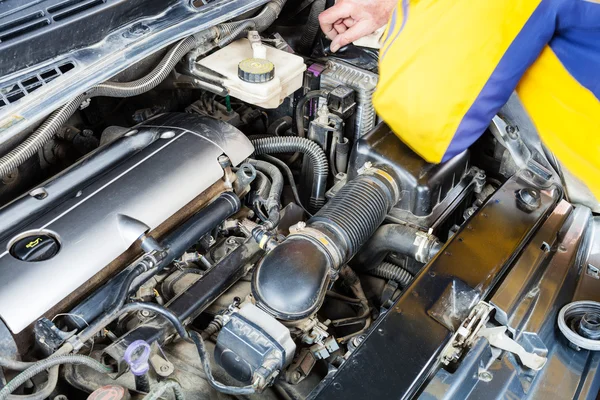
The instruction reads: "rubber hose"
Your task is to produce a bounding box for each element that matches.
[0,34,205,178]
[0,358,34,371]
[252,169,399,320]
[251,136,328,211]
[370,262,413,288]
[352,224,441,271]
[135,374,151,393]
[78,302,187,346]
[108,302,188,339]
[298,0,326,55]
[246,159,283,229]
[295,90,329,139]
[251,170,272,206]
[0,355,112,400]
[143,380,186,400]
[329,139,338,177]
[108,262,151,312]
[335,137,350,174]
[189,331,256,395]
[267,116,292,136]
[310,173,397,260]
[260,154,312,217]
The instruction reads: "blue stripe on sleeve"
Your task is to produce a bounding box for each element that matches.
[442,1,557,162]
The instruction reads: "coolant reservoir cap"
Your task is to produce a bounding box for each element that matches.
[238,58,275,83]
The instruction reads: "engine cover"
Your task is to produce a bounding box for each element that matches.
[0,113,253,333]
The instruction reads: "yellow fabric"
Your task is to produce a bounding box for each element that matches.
[373,0,542,163]
[517,47,600,199]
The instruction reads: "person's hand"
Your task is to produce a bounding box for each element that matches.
[318,0,396,53]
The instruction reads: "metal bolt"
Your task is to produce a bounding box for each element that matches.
[516,188,541,211]
[140,310,152,318]
[160,365,170,372]
[505,125,519,139]
[296,221,306,230]
[218,155,231,168]
[478,371,493,382]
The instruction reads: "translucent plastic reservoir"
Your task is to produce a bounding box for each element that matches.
[198,39,306,109]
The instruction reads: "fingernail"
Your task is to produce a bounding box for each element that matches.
[330,43,339,53]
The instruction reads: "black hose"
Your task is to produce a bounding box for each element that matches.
[68,192,240,330]
[369,262,413,288]
[246,159,283,229]
[252,169,400,321]
[289,90,329,165]
[249,170,272,219]
[261,155,313,217]
[107,262,152,312]
[251,136,328,211]
[298,0,326,55]
[135,374,151,393]
[189,331,256,395]
[335,137,350,174]
[295,90,329,139]
[329,138,339,177]
[267,116,292,136]
[77,302,187,348]
[161,192,241,259]
[352,224,441,271]
[310,172,398,260]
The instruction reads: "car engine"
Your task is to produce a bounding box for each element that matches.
[0,1,598,400]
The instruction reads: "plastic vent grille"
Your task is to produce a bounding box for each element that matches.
[0,62,75,109]
[0,0,107,42]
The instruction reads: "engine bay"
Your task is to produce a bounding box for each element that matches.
[0,1,599,400]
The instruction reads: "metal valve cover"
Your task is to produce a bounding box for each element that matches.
[0,113,253,333]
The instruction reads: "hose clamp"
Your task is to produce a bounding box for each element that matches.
[289,224,344,270]
[413,232,437,264]
[357,163,401,205]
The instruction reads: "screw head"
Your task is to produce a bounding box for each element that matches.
[478,371,493,382]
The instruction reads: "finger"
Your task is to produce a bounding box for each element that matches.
[330,20,376,52]
[333,21,348,34]
[319,2,353,36]
[344,17,356,28]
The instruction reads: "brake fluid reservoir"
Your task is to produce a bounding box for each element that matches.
[198,37,306,109]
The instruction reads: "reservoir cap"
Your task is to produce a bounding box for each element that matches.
[238,58,275,83]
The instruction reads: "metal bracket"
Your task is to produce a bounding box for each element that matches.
[439,301,547,371]
[477,326,547,370]
[440,302,493,365]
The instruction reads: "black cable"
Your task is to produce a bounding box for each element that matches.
[260,155,313,217]
[189,331,256,395]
